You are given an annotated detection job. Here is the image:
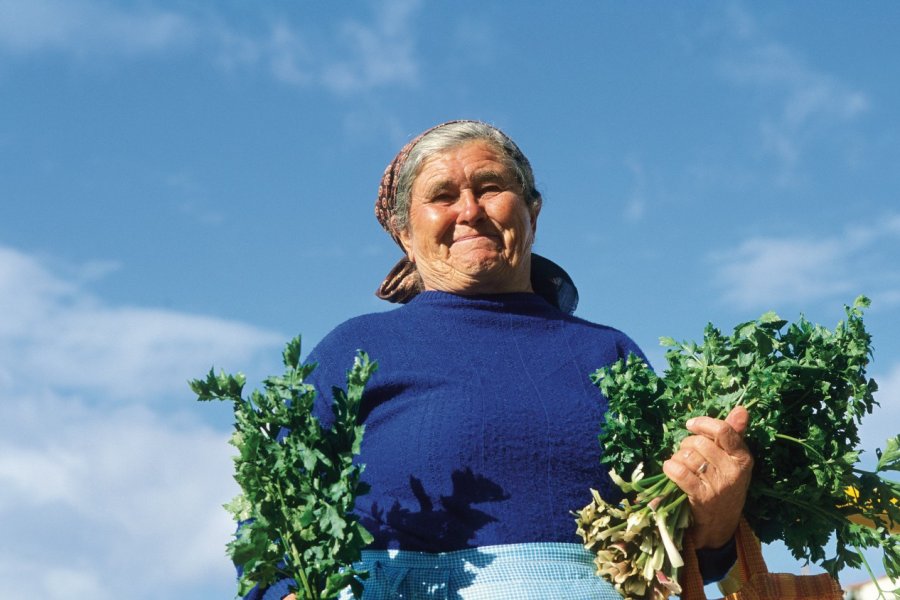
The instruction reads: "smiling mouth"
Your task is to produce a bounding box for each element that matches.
[453,233,501,245]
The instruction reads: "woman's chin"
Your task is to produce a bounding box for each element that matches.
[425,260,530,294]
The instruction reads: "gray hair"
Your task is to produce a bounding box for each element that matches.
[392,122,542,232]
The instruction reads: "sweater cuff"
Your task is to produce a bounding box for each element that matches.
[696,535,737,584]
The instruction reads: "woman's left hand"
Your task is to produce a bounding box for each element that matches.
[662,406,754,549]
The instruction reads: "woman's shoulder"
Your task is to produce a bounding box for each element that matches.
[556,309,633,338]
[559,312,648,362]
[306,306,405,361]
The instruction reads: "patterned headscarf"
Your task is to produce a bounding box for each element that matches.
[374,120,578,314]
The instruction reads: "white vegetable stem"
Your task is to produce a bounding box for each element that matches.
[653,508,684,568]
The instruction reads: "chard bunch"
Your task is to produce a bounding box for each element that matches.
[191,336,376,600]
[578,297,900,598]
[575,465,689,599]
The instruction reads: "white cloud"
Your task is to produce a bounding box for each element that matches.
[0,244,287,598]
[622,155,648,222]
[0,560,111,600]
[216,0,421,93]
[715,5,869,174]
[0,246,283,400]
[264,20,314,86]
[712,237,851,309]
[0,393,237,599]
[0,0,422,93]
[0,0,193,56]
[320,0,419,94]
[710,215,900,310]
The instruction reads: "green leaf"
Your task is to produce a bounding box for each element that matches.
[759,310,785,326]
[283,335,303,370]
[193,335,378,599]
[877,435,900,472]
[224,494,253,522]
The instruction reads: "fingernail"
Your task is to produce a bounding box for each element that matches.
[686,418,696,428]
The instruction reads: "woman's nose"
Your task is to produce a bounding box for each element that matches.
[456,190,485,223]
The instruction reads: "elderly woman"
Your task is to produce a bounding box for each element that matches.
[269,121,752,600]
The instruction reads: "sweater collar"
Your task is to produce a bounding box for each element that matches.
[408,290,558,314]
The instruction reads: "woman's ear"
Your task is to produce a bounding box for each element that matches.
[530,199,541,235]
[394,218,415,262]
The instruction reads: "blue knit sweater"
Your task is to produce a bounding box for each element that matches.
[246,291,733,599]
[307,291,643,550]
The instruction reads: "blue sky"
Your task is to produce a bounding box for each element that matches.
[1,1,898,597]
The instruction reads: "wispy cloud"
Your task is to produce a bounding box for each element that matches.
[710,215,900,310]
[0,244,284,598]
[214,0,421,93]
[0,0,193,56]
[0,0,422,93]
[0,246,283,399]
[319,0,419,93]
[0,394,236,599]
[622,155,648,222]
[714,3,869,176]
[166,173,225,226]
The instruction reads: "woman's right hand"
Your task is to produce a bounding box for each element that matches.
[284,595,296,600]
[662,405,753,549]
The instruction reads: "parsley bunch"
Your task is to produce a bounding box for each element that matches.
[191,336,376,599]
[576,297,900,598]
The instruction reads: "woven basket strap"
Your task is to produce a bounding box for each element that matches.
[679,519,843,600]
[728,519,768,589]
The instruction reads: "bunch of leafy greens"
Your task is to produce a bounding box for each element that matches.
[191,336,376,600]
[576,297,900,599]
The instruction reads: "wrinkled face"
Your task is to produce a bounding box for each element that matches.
[397,140,540,295]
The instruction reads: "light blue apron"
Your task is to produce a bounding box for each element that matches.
[339,542,622,600]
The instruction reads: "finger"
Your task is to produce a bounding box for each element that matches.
[725,405,750,436]
[663,457,701,491]
[681,435,750,482]
[664,456,717,504]
[676,447,712,475]
[686,415,746,454]
[666,447,716,490]
[680,434,727,462]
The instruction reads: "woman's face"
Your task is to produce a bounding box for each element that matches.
[398,140,540,295]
